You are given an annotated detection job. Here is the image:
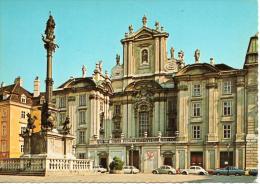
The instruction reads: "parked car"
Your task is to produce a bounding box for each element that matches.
[152,165,176,174]
[93,165,107,173]
[213,166,245,176]
[123,166,140,174]
[248,169,258,176]
[181,166,208,175]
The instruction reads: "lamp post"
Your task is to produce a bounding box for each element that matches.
[130,144,134,174]
[227,143,230,176]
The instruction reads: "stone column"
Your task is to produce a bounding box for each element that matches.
[128,41,133,76]
[155,37,159,74]
[123,42,128,77]
[89,93,95,138]
[127,103,132,137]
[236,76,245,141]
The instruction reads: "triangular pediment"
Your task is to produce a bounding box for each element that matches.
[134,28,154,40]
[176,63,219,76]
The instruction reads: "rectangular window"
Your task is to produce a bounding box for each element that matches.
[223,81,232,94]
[20,145,24,153]
[79,94,86,106]
[223,101,232,116]
[192,103,201,117]
[79,111,86,125]
[59,113,66,125]
[223,124,231,138]
[193,84,201,96]
[79,153,85,159]
[115,105,121,115]
[59,96,66,108]
[192,125,201,139]
[79,131,85,144]
[21,111,26,119]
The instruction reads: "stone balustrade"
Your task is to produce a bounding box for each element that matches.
[0,158,93,175]
[96,136,177,145]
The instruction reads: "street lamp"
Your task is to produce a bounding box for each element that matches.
[227,143,230,176]
[130,144,134,174]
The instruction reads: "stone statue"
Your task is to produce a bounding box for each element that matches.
[42,14,59,53]
[194,49,200,63]
[26,113,37,134]
[178,50,184,61]
[142,15,147,27]
[116,54,120,65]
[99,60,103,73]
[170,47,175,59]
[142,49,148,63]
[62,117,71,134]
[155,21,160,31]
[41,103,55,131]
[129,25,133,34]
[82,65,86,78]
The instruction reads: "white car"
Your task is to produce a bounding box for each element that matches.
[181,166,208,175]
[123,166,140,174]
[93,165,107,173]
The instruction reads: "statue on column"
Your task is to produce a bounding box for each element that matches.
[25,113,37,134]
[82,65,87,78]
[62,117,71,135]
[194,49,200,63]
[129,25,133,34]
[142,15,147,27]
[116,54,120,65]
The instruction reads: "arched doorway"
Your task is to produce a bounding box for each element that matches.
[163,151,174,166]
[98,151,108,169]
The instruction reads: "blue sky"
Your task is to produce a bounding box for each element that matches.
[0,0,258,92]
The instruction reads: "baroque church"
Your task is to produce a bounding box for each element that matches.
[32,16,258,172]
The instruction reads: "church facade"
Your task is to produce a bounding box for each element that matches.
[50,16,258,172]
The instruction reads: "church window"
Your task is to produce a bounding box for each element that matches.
[59,96,66,108]
[223,124,231,139]
[79,111,86,125]
[192,84,201,96]
[223,101,232,116]
[79,94,86,106]
[192,125,201,139]
[115,105,121,115]
[141,49,149,64]
[192,103,201,117]
[139,111,149,137]
[79,131,85,144]
[223,81,232,94]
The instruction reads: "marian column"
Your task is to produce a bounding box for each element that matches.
[41,14,59,131]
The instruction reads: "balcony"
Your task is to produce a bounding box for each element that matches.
[95,136,177,145]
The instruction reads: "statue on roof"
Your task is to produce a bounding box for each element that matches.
[82,65,87,78]
[170,47,175,59]
[142,15,147,27]
[178,50,184,61]
[129,25,133,34]
[155,21,160,31]
[116,54,120,65]
[194,49,200,63]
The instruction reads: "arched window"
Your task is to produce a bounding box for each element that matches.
[141,49,148,64]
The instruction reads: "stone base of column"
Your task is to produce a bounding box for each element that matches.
[245,134,258,169]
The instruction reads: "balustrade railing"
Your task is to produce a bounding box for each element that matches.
[96,136,177,145]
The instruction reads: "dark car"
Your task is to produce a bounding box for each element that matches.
[213,166,245,176]
[248,169,258,176]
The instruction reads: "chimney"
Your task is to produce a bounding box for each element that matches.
[14,76,23,87]
[33,76,40,97]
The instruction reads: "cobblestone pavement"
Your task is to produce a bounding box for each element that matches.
[0,173,258,183]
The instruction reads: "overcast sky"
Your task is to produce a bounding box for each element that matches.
[0,0,258,92]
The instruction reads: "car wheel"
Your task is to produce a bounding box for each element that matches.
[216,172,220,176]
[199,172,204,175]
[182,171,187,175]
[235,173,241,176]
[168,171,173,175]
[152,171,157,174]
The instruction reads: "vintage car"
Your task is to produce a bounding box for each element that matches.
[93,165,107,173]
[248,169,258,176]
[213,166,245,176]
[123,166,140,174]
[181,166,208,175]
[152,165,176,174]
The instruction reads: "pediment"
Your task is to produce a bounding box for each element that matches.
[134,30,153,40]
[176,63,219,76]
[124,80,162,92]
